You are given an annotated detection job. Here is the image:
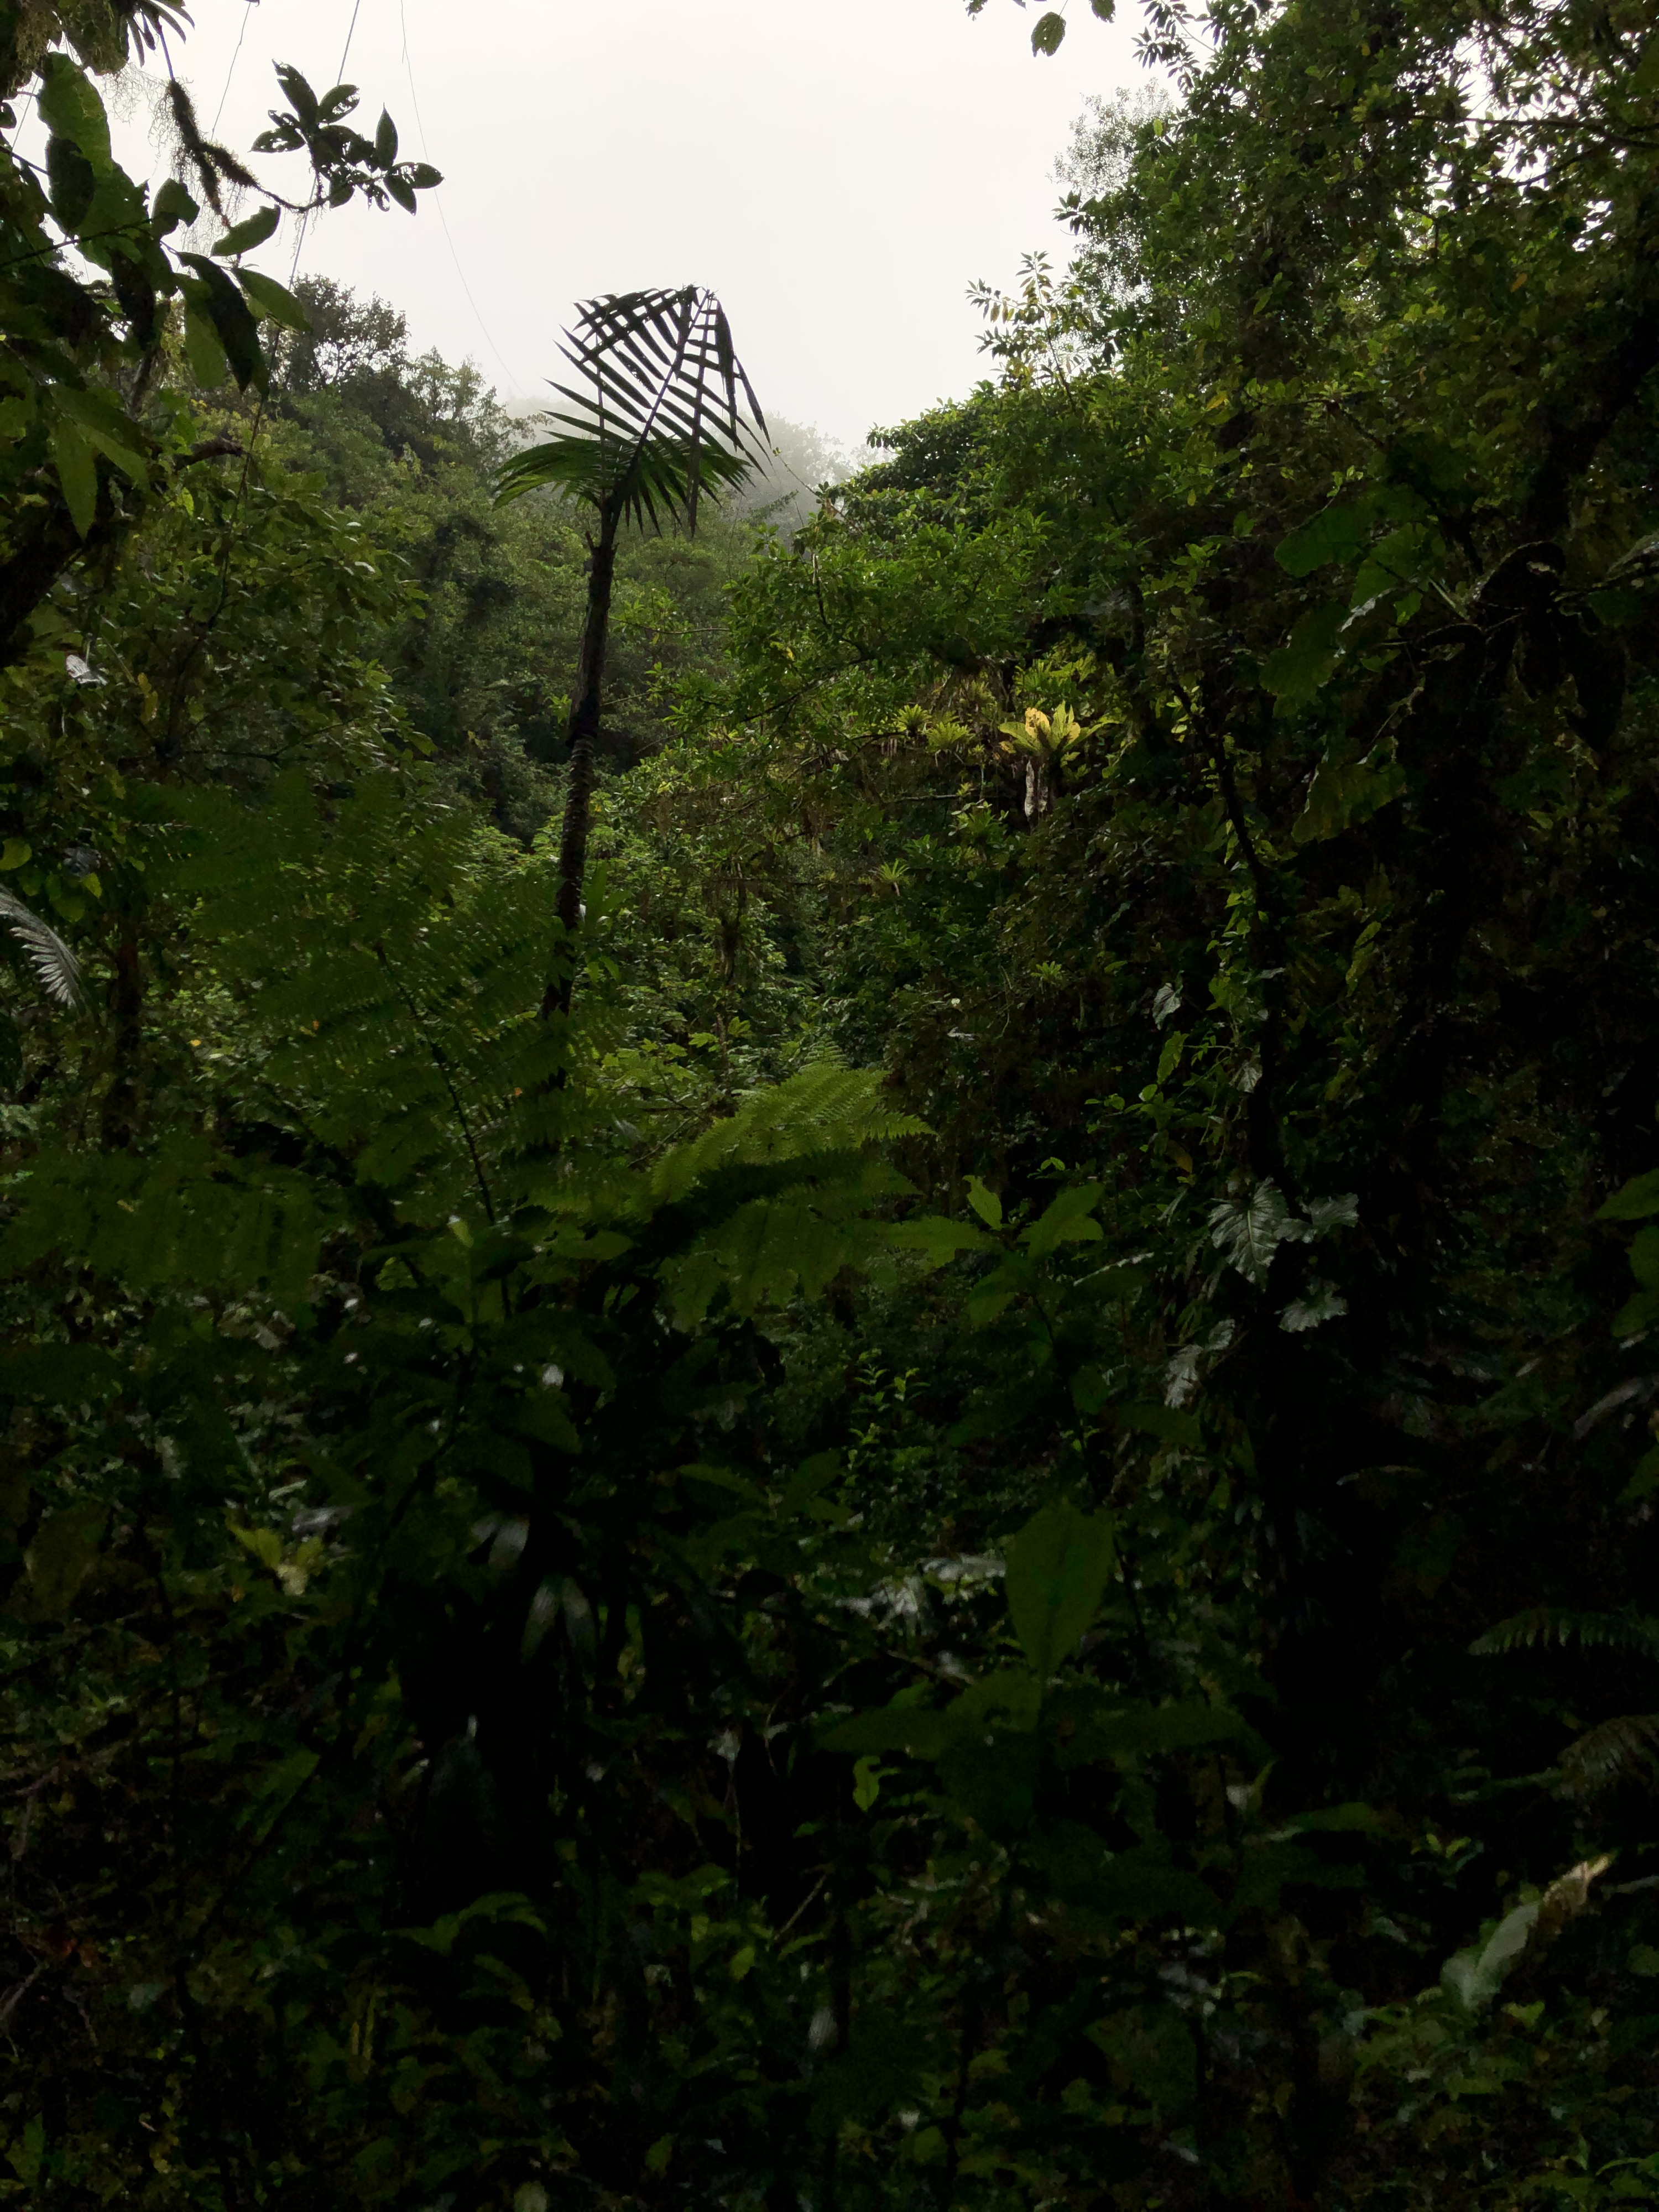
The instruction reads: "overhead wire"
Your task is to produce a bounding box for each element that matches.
[208,0,254,138]
[288,0,366,285]
[398,0,522,395]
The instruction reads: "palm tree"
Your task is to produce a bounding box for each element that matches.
[494,287,765,1019]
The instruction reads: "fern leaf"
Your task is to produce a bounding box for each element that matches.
[1470,1608,1659,1662]
[648,1062,927,1208]
[1558,1713,1659,1798]
[0,888,85,1011]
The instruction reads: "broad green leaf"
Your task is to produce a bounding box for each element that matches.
[50,419,98,536]
[1118,1401,1201,1447]
[1293,740,1406,843]
[375,109,399,166]
[965,1175,1004,1230]
[1022,1183,1104,1255]
[1090,0,1116,15]
[1004,1501,1115,1678]
[1261,599,1347,711]
[54,389,149,485]
[1443,1901,1540,2008]
[36,54,111,166]
[151,175,198,234]
[179,256,267,388]
[821,1700,948,1759]
[1275,498,1373,577]
[1280,1280,1348,1331]
[1600,1169,1659,1221]
[46,134,98,229]
[211,204,281,258]
[885,1214,1000,1263]
[1031,9,1067,51]
[238,268,312,331]
[184,307,229,390]
[1209,1178,1293,1285]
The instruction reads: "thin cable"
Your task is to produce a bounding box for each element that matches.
[398,0,522,393]
[209,2,254,138]
[289,0,366,288]
[336,0,364,81]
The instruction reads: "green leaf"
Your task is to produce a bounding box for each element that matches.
[152,176,198,234]
[1261,599,1348,711]
[1293,740,1407,844]
[885,1214,1000,1263]
[1280,1280,1348,1331]
[821,1700,948,1759]
[1089,0,1116,15]
[1031,10,1068,53]
[46,135,98,229]
[179,257,265,389]
[965,1175,1004,1231]
[1600,1170,1659,1222]
[210,204,281,258]
[184,308,230,391]
[50,419,98,536]
[1022,1183,1104,1255]
[36,54,111,166]
[405,163,442,189]
[1275,498,1373,577]
[1004,1501,1115,1678]
[53,389,148,485]
[386,174,418,213]
[1209,1178,1293,1285]
[237,268,312,331]
[375,109,399,166]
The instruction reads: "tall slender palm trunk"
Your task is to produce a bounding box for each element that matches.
[542,516,618,1021]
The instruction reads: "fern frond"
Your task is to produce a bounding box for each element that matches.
[0,888,86,1011]
[1558,1713,1659,1798]
[648,1062,927,1208]
[1470,1608,1659,1662]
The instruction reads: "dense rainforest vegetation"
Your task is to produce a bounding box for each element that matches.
[4,0,1659,2204]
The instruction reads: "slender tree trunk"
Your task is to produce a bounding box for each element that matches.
[542,514,618,1021]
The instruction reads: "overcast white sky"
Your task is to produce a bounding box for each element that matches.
[100,0,1142,450]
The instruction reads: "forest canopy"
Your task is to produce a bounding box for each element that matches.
[3,0,1659,2207]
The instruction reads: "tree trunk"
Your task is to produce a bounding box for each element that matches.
[542,516,618,1021]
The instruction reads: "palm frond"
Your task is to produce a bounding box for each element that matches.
[498,286,766,533]
[1470,1607,1659,1662]
[0,888,86,1012]
[494,435,752,527]
[1558,1713,1659,1798]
